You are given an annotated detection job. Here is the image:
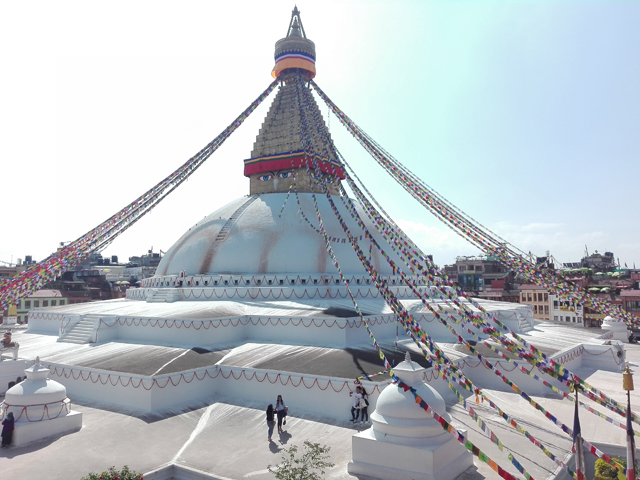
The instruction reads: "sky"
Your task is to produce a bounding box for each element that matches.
[1,1,639,269]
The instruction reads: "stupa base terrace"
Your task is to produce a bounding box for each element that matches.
[10,309,622,415]
[27,290,535,348]
[1,320,630,480]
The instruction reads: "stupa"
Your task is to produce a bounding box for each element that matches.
[1,357,82,446]
[20,5,538,418]
[348,352,473,480]
[3,7,631,480]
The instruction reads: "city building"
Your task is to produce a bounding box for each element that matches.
[549,294,583,325]
[15,290,67,324]
[621,290,640,319]
[518,284,550,321]
[443,255,513,295]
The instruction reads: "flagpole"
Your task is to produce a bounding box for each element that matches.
[572,377,586,480]
[623,364,636,480]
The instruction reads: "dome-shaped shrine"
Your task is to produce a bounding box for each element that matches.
[370,353,450,441]
[155,193,406,277]
[3,357,70,423]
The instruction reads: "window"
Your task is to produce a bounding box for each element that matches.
[527,293,532,302]
[544,293,548,301]
[459,266,465,272]
[59,300,66,305]
[545,306,549,314]
[521,294,526,301]
[17,315,21,323]
[533,305,538,314]
[43,300,49,307]
[627,301,640,312]
[554,301,559,308]
[578,317,582,323]
[554,316,558,321]
[34,300,40,307]
[475,265,483,271]
[25,300,31,308]
[51,300,56,306]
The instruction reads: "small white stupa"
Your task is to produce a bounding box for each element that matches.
[1,357,82,447]
[601,315,630,342]
[348,352,474,480]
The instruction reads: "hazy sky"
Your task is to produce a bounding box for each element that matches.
[1,1,639,269]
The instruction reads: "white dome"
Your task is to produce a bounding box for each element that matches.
[156,193,406,277]
[5,378,67,406]
[370,356,450,440]
[4,360,70,423]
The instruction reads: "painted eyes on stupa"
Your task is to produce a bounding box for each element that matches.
[258,174,274,181]
[278,171,294,179]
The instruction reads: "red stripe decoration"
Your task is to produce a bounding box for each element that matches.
[243,153,344,178]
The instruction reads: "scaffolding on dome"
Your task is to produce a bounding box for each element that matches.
[1,8,638,479]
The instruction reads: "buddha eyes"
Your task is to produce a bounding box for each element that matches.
[259,174,273,181]
[278,171,294,179]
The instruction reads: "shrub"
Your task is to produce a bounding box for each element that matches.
[80,465,143,480]
[268,441,335,480]
[594,458,625,480]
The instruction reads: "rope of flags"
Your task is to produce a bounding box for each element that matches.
[310,78,640,428]
[291,74,542,480]
[0,79,279,310]
[310,79,636,328]
[292,74,635,477]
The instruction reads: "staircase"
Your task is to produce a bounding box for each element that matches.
[146,288,181,303]
[58,315,100,344]
[215,196,258,243]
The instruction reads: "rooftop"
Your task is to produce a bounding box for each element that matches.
[27,289,63,298]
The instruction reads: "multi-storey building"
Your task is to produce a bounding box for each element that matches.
[549,294,583,325]
[443,255,512,295]
[518,284,550,321]
[621,290,640,319]
[16,289,68,324]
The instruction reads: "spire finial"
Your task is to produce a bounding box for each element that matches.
[271,7,316,79]
[287,5,306,39]
[405,351,411,364]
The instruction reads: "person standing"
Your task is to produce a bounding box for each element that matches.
[1,412,14,448]
[275,395,287,434]
[266,404,275,442]
[350,386,362,422]
[359,386,369,424]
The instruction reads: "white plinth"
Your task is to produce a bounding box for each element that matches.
[348,427,474,480]
[601,316,629,342]
[11,410,82,447]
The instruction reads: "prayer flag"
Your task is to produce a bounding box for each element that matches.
[573,393,586,480]
[627,401,636,480]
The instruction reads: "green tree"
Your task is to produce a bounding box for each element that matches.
[268,441,335,480]
[80,465,143,480]
[594,458,625,480]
